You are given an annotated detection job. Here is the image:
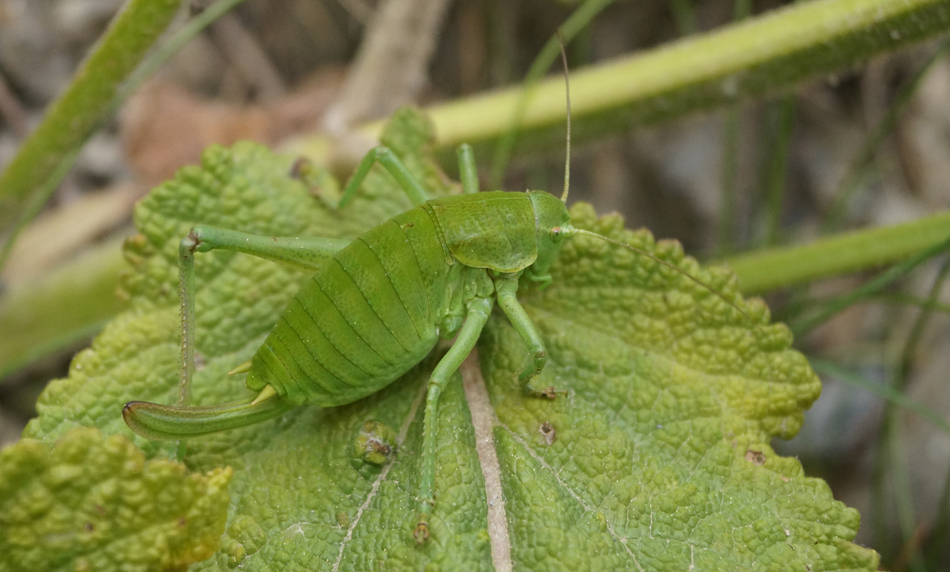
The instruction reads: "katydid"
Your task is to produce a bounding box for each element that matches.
[123,54,745,544]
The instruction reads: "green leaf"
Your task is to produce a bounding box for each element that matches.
[486,206,875,569]
[0,427,231,572]
[21,109,877,570]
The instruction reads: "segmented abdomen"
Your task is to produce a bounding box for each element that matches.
[247,206,454,406]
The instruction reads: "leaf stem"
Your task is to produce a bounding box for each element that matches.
[0,0,186,227]
[0,0,252,274]
[723,211,950,294]
[343,0,950,159]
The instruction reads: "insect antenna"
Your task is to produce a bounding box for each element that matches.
[571,228,750,320]
[558,30,571,204]
[554,34,745,321]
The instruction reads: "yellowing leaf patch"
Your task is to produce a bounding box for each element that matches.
[0,427,230,572]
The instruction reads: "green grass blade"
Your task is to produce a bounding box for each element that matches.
[487,0,618,189]
[724,211,950,294]
[808,358,950,436]
[875,293,950,315]
[823,39,950,232]
[760,97,795,247]
[0,0,186,228]
[0,0,252,275]
[788,235,950,336]
[716,0,754,257]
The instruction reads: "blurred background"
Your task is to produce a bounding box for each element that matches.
[0,0,949,568]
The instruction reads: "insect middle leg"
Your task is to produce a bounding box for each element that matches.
[341,142,482,210]
[455,144,479,194]
[339,146,431,208]
[414,295,493,544]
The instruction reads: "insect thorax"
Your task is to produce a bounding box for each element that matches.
[426,191,539,273]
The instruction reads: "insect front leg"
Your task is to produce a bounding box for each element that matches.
[494,274,563,399]
[414,296,493,544]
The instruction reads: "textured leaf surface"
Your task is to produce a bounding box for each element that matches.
[20,109,878,570]
[484,206,877,570]
[0,427,230,572]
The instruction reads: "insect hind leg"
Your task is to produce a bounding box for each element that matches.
[185,225,348,272]
[174,226,347,434]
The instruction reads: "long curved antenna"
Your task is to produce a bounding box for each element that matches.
[558,30,571,204]
[573,228,750,320]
